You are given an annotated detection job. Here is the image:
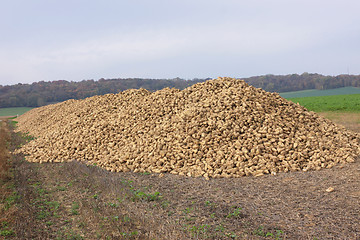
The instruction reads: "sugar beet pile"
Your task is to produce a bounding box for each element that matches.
[15,77,359,178]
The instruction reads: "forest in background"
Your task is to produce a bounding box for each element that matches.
[0,73,359,108]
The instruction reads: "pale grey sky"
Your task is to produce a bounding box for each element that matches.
[1,0,360,85]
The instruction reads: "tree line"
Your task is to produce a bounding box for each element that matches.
[245,73,360,92]
[0,73,359,108]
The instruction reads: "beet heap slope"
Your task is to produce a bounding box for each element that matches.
[15,77,360,179]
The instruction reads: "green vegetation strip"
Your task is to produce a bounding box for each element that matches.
[0,107,34,116]
[280,87,360,98]
[288,94,360,112]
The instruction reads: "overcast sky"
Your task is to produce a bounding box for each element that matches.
[1,0,360,85]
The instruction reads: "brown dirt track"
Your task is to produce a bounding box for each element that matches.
[1,112,360,239]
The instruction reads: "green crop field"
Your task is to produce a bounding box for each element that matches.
[0,107,34,116]
[288,94,360,112]
[280,87,360,99]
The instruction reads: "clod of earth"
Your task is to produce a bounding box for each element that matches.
[14,77,360,178]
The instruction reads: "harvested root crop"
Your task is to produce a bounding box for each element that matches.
[15,77,360,179]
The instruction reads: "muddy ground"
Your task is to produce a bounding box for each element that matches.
[1,112,359,239]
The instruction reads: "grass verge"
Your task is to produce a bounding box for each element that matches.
[0,120,17,239]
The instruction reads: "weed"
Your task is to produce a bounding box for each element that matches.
[56,229,83,240]
[215,224,225,232]
[161,200,170,209]
[226,207,242,218]
[0,228,15,237]
[275,229,284,239]
[47,201,60,211]
[4,192,19,210]
[9,120,18,128]
[253,226,284,239]
[131,189,162,202]
[253,226,265,236]
[78,222,86,228]
[57,186,67,191]
[32,182,40,187]
[46,221,53,226]
[145,191,162,201]
[225,232,237,239]
[187,224,210,238]
[183,207,193,214]
[71,201,80,215]
[37,209,51,220]
[31,182,60,220]
[92,193,99,199]
[108,202,118,207]
[0,221,15,237]
[37,187,47,196]
[36,200,60,219]
[123,215,131,222]
[120,231,138,237]
[20,131,35,142]
[6,183,15,190]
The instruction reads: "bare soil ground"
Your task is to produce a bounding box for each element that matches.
[1,112,360,239]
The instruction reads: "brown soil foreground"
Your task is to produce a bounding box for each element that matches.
[0,112,359,239]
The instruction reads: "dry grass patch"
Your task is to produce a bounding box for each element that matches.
[318,112,360,133]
